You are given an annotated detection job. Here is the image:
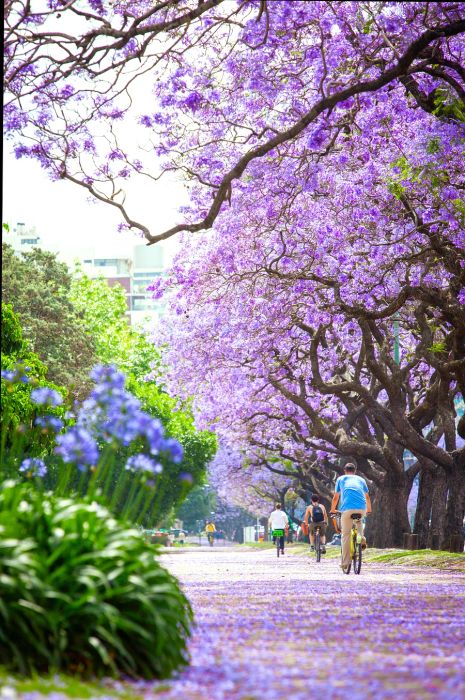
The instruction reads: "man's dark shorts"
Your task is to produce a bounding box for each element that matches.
[309,522,327,535]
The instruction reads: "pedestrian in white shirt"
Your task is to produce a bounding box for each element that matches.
[268,503,289,554]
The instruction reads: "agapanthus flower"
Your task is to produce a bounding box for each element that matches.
[35,415,64,432]
[1,366,31,384]
[90,364,125,389]
[160,437,184,464]
[30,387,63,406]
[19,458,47,478]
[55,427,98,471]
[77,366,182,460]
[125,454,163,474]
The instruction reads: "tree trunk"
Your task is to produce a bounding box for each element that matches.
[369,474,411,548]
[430,467,448,549]
[414,467,434,548]
[444,450,465,547]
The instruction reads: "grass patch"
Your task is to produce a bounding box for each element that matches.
[288,545,464,570]
[365,548,465,571]
[0,669,144,699]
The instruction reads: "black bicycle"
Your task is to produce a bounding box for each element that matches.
[273,528,285,557]
[314,525,323,563]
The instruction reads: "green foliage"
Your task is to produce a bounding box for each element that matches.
[176,485,213,531]
[1,304,67,457]
[2,302,24,355]
[1,244,97,398]
[69,271,217,524]
[129,379,217,525]
[432,87,465,123]
[69,269,161,379]
[428,340,447,354]
[0,481,193,679]
[0,671,144,700]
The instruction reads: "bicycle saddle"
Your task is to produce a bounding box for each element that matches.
[350,513,363,519]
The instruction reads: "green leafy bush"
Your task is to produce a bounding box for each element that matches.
[1,303,68,459]
[0,481,193,679]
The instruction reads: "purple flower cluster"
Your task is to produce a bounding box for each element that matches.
[30,387,63,407]
[19,458,47,478]
[1,365,33,384]
[52,365,183,472]
[35,415,64,433]
[125,454,163,474]
[55,427,99,471]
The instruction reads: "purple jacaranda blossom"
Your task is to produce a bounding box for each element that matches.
[30,387,63,406]
[19,457,47,477]
[112,549,465,700]
[55,427,98,471]
[125,454,163,474]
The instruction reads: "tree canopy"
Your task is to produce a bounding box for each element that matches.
[2,243,97,398]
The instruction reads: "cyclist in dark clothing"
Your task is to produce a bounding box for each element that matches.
[303,494,329,554]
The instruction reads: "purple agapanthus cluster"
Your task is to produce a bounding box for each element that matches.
[19,457,47,478]
[55,427,99,471]
[54,365,183,472]
[125,454,163,475]
[1,365,33,384]
[30,386,63,406]
[35,415,64,433]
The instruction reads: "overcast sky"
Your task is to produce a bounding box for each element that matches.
[3,148,185,265]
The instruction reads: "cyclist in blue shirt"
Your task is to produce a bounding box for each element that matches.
[330,463,372,572]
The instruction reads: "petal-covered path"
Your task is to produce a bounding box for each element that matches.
[131,547,465,700]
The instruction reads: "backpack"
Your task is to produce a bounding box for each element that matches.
[311,505,324,523]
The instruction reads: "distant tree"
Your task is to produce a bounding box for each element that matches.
[129,379,217,526]
[175,485,213,533]
[70,268,162,379]
[1,243,97,398]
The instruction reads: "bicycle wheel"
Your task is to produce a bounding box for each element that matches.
[353,541,362,574]
[315,530,321,562]
[277,539,280,557]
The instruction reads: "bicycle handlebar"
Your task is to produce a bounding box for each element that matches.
[330,511,371,515]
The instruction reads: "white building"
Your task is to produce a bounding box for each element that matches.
[4,222,169,327]
[8,222,41,252]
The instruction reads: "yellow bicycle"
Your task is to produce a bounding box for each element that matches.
[332,512,365,575]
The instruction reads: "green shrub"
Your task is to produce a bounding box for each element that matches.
[0,481,193,679]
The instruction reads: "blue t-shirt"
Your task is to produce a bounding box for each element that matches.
[335,474,368,511]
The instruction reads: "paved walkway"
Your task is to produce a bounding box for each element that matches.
[127,547,465,700]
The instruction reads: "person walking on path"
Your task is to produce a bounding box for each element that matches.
[330,463,372,572]
[268,503,289,555]
[303,494,329,553]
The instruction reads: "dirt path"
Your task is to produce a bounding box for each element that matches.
[131,547,465,700]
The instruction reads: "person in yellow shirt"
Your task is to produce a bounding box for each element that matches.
[205,520,216,546]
